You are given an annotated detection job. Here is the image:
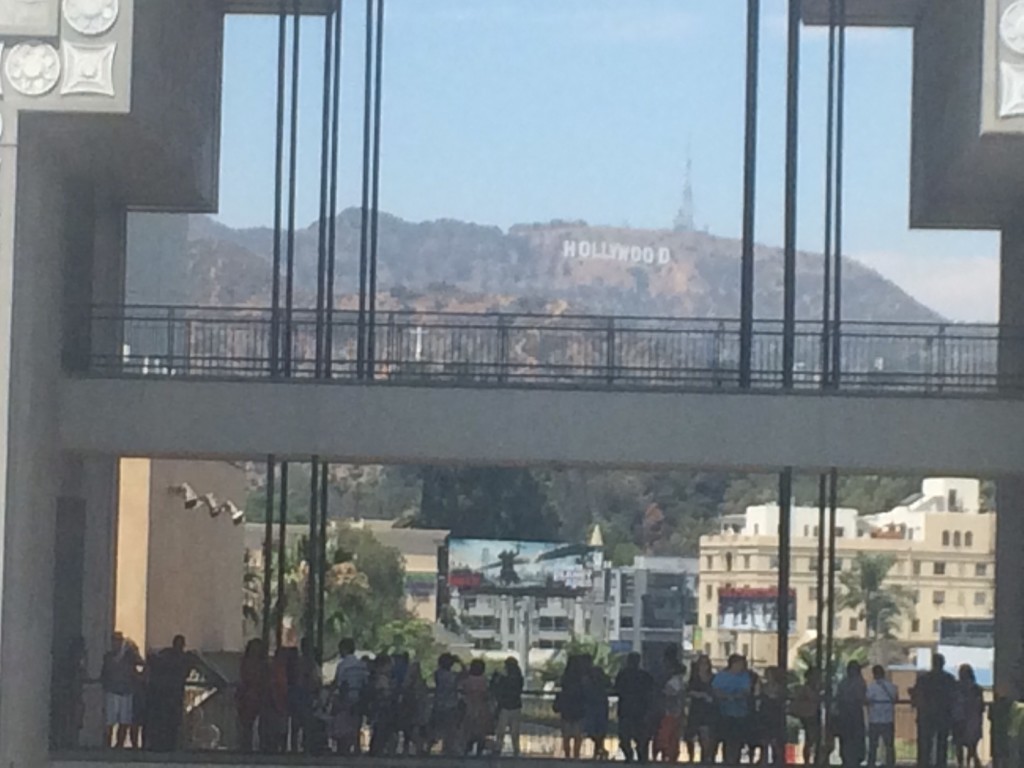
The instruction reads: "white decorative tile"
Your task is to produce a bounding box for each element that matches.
[60,41,115,97]
[62,0,118,36]
[4,42,60,97]
[1003,1,1024,56]
[1001,62,1024,118]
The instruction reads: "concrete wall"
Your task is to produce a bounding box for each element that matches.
[57,378,1024,475]
[116,458,151,647]
[143,460,247,654]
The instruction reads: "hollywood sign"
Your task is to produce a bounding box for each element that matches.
[562,239,672,266]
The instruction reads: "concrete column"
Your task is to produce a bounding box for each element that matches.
[995,226,1024,697]
[80,457,120,746]
[0,115,17,721]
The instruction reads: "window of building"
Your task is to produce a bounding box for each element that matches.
[976,563,987,577]
[809,558,818,572]
[706,555,714,570]
[835,558,844,572]
[621,616,633,630]
[943,531,951,547]
[913,561,922,576]
[743,555,751,569]
[584,618,591,634]
[849,617,858,631]
[742,643,750,657]
[808,615,818,630]
[723,642,732,657]
[933,620,940,634]
[704,643,712,656]
[835,527,845,538]
[975,592,986,606]
[912,619,921,633]
[725,553,733,572]
[949,489,960,512]
[706,584,712,601]
[463,597,477,610]
[814,526,819,537]
[934,590,946,605]
[809,586,818,601]
[954,531,962,547]
[509,618,516,633]
[535,597,548,609]
[508,641,515,650]
[769,555,779,570]
[705,614,713,629]
[913,590,920,603]
[934,562,946,576]
[804,525,810,537]
[965,532,974,547]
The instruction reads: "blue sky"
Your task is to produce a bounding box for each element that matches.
[218,0,999,321]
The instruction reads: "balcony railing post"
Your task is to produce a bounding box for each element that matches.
[165,307,177,376]
[714,321,725,387]
[183,318,193,376]
[606,317,616,385]
[938,324,947,394]
[497,315,510,384]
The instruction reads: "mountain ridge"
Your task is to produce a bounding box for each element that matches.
[139,209,943,323]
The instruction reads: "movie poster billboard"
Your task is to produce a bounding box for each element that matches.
[447,538,603,595]
[717,587,797,633]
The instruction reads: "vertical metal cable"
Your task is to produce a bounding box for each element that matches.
[263,0,288,653]
[831,0,847,385]
[366,0,386,378]
[821,0,838,389]
[284,0,301,377]
[815,475,828,665]
[276,462,289,648]
[782,0,801,389]
[356,0,375,379]
[306,459,320,647]
[315,6,335,379]
[261,458,276,650]
[325,2,344,379]
[814,471,828,762]
[739,0,760,388]
[270,6,288,375]
[777,467,793,768]
[317,460,330,658]
[823,468,840,751]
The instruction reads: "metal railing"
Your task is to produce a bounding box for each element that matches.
[86,305,1020,395]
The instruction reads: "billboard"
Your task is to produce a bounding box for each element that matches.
[717,587,796,633]
[447,538,603,595]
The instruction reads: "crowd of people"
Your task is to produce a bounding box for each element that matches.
[54,632,997,765]
[233,639,528,756]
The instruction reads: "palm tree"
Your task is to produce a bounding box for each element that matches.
[838,553,916,640]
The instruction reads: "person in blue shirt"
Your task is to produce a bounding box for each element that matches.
[712,654,755,764]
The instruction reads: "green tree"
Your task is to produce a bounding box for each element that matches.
[418,466,560,539]
[837,553,916,640]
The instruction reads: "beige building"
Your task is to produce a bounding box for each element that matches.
[698,478,995,669]
[116,459,248,655]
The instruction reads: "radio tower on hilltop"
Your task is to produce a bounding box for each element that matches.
[673,151,695,232]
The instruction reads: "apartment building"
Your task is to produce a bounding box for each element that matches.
[698,479,995,668]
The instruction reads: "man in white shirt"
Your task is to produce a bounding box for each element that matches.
[866,664,899,768]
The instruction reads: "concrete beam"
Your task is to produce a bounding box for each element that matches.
[802,0,925,27]
[59,378,1024,475]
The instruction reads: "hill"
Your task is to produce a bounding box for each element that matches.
[174,209,941,323]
